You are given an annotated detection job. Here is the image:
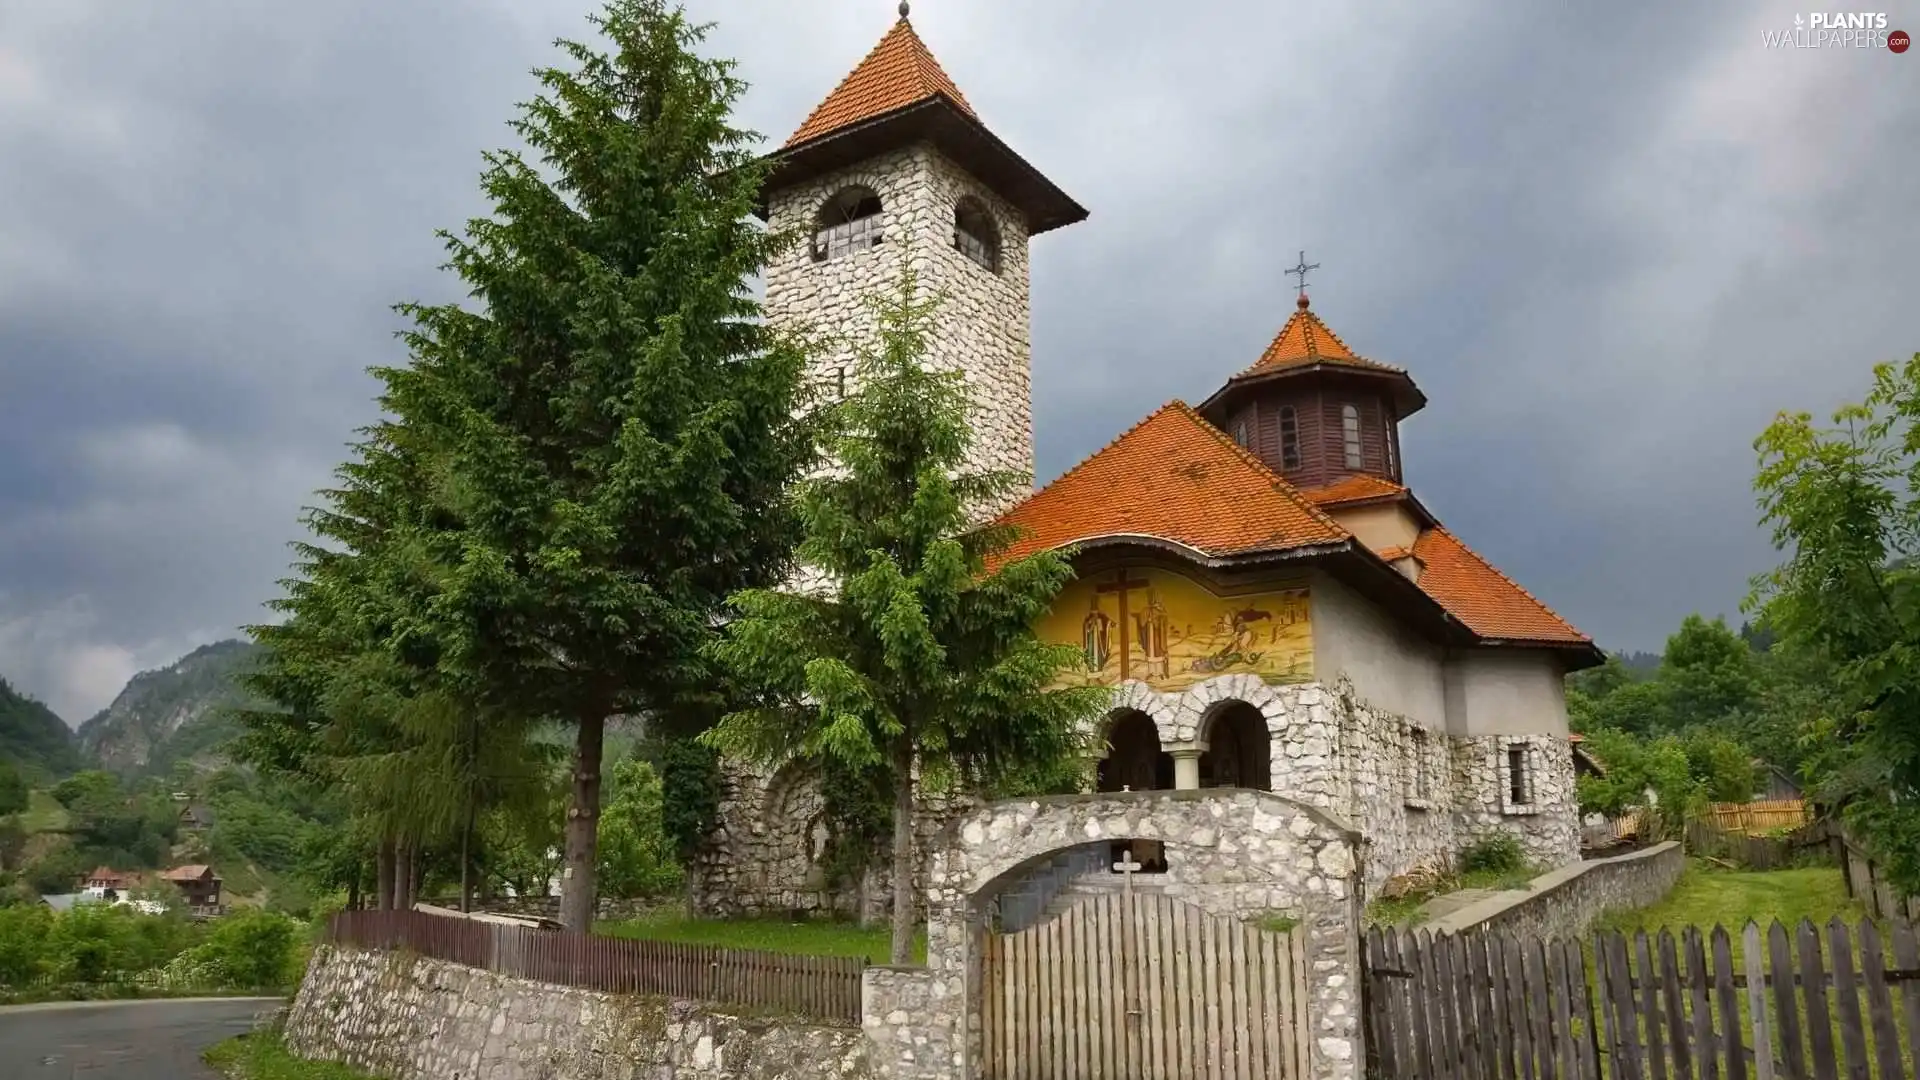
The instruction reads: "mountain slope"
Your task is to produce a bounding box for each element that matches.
[0,677,81,777]
[77,640,263,777]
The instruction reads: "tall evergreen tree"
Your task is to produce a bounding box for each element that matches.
[705,277,1106,963]
[374,0,813,928]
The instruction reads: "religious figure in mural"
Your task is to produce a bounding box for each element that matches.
[1081,596,1114,672]
[1133,593,1171,680]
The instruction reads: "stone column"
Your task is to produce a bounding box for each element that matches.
[1171,747,1205,791]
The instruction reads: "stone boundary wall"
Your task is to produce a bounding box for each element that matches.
[284,944,877,1080]
[1422,840,1685,942]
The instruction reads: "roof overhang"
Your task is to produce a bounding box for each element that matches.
[758,95,1088,236]
[1198,363,1428,423]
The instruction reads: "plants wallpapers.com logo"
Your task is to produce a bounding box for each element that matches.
[1762,12,1911,50]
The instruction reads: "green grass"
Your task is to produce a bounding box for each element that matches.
[1598,860,1864,938]
[19,789,69,832]
[204,1032,381,1080]
[597,908,925,966]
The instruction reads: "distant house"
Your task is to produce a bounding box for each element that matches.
[160,865,222,910]
[82,867,134,900]
[178,804,216,832]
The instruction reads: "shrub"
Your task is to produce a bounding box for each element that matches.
[1458,833,1527,877]
[200,909,304,989]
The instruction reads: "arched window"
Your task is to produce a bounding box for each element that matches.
[952,196,999,272]
[1342,404,1363,469]
[1231,417,1250,448]
[1279,406,1301,470]
[813,186,883,262]
[1385,424,1398,477]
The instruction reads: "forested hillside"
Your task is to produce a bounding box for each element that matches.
[77,641,262,778]
[0,678,80,778]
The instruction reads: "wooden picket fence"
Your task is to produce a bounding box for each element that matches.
[1366,918,1920,1079]
[325,909,865,1024]
[1707,800,1812,834]
[1838,833,1920,926]
[1685,818,1837,872]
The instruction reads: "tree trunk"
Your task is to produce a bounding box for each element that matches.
[395,843,413,911]
[460,799,477,913]
[559,711,607,932]
[889,736,916,965]
[376,836,396,911]
[348,876,361,912]
[856,866,872,929]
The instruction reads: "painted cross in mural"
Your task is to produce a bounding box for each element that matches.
[1094,571,1151,681]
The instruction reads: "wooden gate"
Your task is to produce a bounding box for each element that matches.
[982,890,1311,1079]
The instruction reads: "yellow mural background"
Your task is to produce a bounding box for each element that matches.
[1038,567,1313,691]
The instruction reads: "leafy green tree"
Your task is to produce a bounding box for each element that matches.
[1660,615,1763,730]
[1749,353,1920,890]
[370,0,813,929]
[706,278,1106,963]
[596,757,682,898]
[1566,653,1639,702]
[1569,678,1672,736]
[1575,729,1703,840]
[1678,730,1758,803]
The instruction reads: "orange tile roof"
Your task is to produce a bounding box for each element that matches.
[996,402,1351,563]
[786,18,977,148]
[1410,527,1590,645]
[1239,298,1404,378]
[1299,474,1408,507]
[1375,546,1415,562]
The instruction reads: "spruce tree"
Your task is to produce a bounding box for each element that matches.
[373,0,812,928]
[706,276,1106,963]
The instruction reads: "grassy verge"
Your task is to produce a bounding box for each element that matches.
[205,1032,381,1080]
[1597,860,1864,940]
[598,907,925,965]
[0,984,284,1006]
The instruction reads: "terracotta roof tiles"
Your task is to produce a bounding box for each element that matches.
[1411,527,1590,645]
[1299,474,1409,507]
[1239,299,1404,378]
[786,18,977,148]
[996,402,1351,563]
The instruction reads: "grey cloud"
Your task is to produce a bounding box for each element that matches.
[2,0,1916,721]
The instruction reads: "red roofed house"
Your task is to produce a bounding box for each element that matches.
[159,865,223,911]
[696,8,1600,915]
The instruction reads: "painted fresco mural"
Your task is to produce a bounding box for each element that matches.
[1038,567,1313,691]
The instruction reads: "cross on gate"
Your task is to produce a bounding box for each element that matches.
[1113,850,1143,894]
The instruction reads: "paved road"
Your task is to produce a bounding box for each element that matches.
[1,997,282,1079]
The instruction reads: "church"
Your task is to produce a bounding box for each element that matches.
[691,8,1601,915]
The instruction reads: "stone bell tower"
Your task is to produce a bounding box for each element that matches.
[757,5,1086,505]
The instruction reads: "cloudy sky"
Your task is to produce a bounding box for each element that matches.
[1,0,1915,724]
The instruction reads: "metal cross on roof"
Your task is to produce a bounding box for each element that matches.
[1285,250,1321,299]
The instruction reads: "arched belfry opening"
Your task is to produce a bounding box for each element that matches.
[952,195,999,273]
[1096,708,1172,873]
[812,185,884,261]
[1201,701,1272,792]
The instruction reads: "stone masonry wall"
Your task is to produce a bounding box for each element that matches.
[925,790,1364,1080]
[284,945,874,1080]
[691,758,973,920]
[763,143,1036,511]
[1423,841,1686,943]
